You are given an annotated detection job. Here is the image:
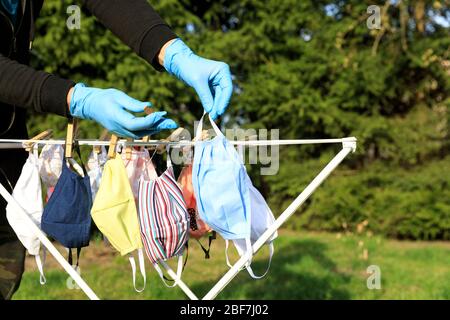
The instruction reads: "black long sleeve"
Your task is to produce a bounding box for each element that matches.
[82,0,178,70]
[0,54,75,117]
[0,0,177,117]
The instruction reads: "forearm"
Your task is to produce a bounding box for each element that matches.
[0,54,74,117]
[158,39,176,67]
[82,0,177,70]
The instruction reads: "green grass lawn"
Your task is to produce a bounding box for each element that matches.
[13,230,450,300]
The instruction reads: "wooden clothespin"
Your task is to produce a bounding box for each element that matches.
[127,106,154,156]
[156,127,186,154]
[125,138,133,160]
[94,129,109,154]
[192,129,210,142]
[107,134,119,159]
[144,106,154,115]
[24,129,53,152]
[141,106,154,144]
[65,118,78,158]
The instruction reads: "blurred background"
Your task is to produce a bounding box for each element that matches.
[18,0,449,299]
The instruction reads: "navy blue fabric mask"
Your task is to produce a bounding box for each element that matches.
[41,145,92,249]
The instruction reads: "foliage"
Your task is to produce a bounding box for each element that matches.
[28,1,450,239]
[13,231,450,299]
[270,155,450,240]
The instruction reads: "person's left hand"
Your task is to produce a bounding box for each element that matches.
[162,39,233,120]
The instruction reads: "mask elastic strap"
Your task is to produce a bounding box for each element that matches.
[225,240,247,271]
[153,263,176,288]
[246,242,275,279]
[68,247,81,268]
[154,248,188,288]
[194,112,225,141]
[225,240,233,268]
[139,148,158,181]
[33,144,39,159]
[196,231,215,259]
[176,255,184,284]
[93,147,99,162]
[244,237,254,268]
[194,112,206,140]
[35,247,47,285]
[74,142,88,176]
[128,249,146,293]
[207,113,224,137]
[166,145,172,167]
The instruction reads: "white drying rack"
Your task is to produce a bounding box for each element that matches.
[0,136,357,300]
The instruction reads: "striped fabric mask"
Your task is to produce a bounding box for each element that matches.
[138,146,189,287]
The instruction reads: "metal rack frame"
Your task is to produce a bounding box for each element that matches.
[0,137,357,300]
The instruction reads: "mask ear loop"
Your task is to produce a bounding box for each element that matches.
[31,144,47,285]
[32,144,39,158]
[35,247,47,285]
[207,113,225,138]
[195,231,215,259]
[194,112,224,142]
[122,146,132,168]
[224,240,248,271]
[153,263,177,288]
[128,249,147,293]
[153,242,189,288]
[225,240,233,268]
[194,112,206,141]
[65,142,86,177]
[166,144,172,168]
[138,147,157,183]
[245,241,275,279]
[92,145,99,164]
[153,253,186,288]
[244,235,254,268]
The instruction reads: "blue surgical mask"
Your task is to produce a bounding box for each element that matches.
[192,114,252,244]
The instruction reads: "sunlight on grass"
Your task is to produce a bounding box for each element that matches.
[13,230,450,300]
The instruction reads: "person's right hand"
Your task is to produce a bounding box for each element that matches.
[68,83,177,139]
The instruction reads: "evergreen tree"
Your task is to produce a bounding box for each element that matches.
[29,0,450,239]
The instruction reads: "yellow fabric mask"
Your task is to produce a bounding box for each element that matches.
[91,154,146,292]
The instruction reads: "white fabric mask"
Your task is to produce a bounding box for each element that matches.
[6,149,46,284]
[122,148,158,201]
[226,147,277,279]
[38,144,64,194]
[87,146,107,200]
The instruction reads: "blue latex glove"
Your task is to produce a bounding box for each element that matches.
[69,83,178,139]
[163,39,233,120]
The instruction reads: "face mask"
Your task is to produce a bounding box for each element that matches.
[91,153,146,292]
[122,148,158,202]
[138,147,189,286]
[178,164,215,258]
[6,148,46,284]
[41,146,92,256]
[86,146,107,201]
[192,114,253,262]
[226,173,278,279]
[178,164,212,237]
[38,144,64,199]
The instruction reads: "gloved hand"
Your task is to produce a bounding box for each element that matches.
[69,83,178,139]
[163,39,233,120]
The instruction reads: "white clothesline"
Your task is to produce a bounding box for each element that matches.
[0,137,357,300]
[0,137,357,149]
